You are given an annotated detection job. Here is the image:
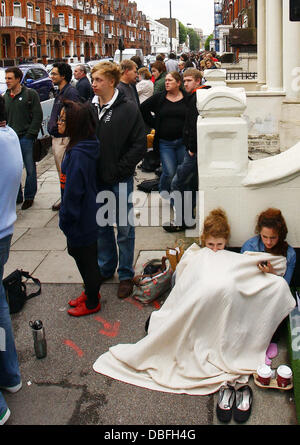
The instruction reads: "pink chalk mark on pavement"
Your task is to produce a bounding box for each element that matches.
[94,316,120,337]
[63,339,84,357]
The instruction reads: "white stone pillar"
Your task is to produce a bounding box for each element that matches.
[265,0,283,91]
[282,0,300,99]
[257,0,266,86]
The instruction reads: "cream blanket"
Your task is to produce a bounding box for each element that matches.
[93,245,295,395]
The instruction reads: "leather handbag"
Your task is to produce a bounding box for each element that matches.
[33,127,52,162]
[3,269,41,314]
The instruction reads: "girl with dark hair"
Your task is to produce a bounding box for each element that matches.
[241,208,296,284]
[57,100,102,317]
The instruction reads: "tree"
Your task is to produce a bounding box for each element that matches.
[187,28,200,51]
[205,34,214,51]
[179,22,187,44]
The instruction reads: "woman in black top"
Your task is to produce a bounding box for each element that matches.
[141,71,188,197]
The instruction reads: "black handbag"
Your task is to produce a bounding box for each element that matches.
[3,269,41,314]
[33,127,52,162]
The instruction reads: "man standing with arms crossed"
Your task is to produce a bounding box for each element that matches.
[4,67,43,210]
[91,62,146,299]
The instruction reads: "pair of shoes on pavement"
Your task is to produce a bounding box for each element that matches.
[21,199,34,210]
[0,381,23,425]
[163,221,196,233]
[67,291,101,317]
[216,384,253,423]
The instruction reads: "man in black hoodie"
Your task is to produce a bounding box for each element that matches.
[91,61,146,299]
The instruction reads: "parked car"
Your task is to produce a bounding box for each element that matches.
[0,65,55,101]
[87,58,113,69]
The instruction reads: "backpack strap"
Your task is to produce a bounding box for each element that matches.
[21,270,41,300]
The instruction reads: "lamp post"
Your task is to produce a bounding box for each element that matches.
[169,0,172,53]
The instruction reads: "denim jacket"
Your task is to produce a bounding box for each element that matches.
[241,235,296,284]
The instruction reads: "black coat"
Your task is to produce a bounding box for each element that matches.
[183,85,211,154]
[76,76,94,102]
[93,91,146,185]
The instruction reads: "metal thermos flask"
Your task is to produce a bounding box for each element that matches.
[29,320,47,359]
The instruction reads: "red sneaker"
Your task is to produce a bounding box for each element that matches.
[68,291,87,307]
[68,292,101,307]
[67,301,101,317]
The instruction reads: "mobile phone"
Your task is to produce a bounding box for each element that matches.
[260,261,268,267]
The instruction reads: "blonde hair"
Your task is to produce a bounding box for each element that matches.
[200,208,230,247]
[119,59,137,75]
[91,61,121,87]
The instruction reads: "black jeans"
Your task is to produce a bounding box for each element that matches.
[67,241,101,309]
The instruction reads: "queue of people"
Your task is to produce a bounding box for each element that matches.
[0,50,298,425]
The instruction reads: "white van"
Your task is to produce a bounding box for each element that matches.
[114,48,144,64]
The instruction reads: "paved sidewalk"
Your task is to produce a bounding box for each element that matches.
[5,152,180,281]
[3,152,298,426]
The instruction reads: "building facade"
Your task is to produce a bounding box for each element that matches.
[219,0,257,56]
[156,17,179,54]
[0,0,150,63]
[147,16,169,55]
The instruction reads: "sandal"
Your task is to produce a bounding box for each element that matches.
[216,385,235,423]
[233,385,253,423]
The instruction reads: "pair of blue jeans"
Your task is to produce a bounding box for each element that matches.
[0,235,21,418]
[17,136,37,202]
[171,151,198,226]
[97,177,135,281]
[159,138,186,195]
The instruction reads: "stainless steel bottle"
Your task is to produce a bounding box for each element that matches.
[29,320,47,359]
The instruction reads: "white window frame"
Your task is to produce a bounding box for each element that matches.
[35,7,40,24]
[27,3,34,22]
[58,13,65,27]
[13,1,22,18]
[1,1,6,17]
[45,8,51,25]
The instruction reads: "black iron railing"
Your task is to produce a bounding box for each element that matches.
[226,72,257,80]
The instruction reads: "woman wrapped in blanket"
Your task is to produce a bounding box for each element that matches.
[93,207,295,397]
[241,208,296,363]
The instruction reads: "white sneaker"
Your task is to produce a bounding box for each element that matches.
[0,408,11,425]
[0,381,22,393]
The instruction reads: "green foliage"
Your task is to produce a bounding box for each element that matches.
[187,28,200,52]
[179,22,187,44]
[205,33,214,51]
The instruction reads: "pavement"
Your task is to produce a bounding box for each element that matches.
[3,151,298,427]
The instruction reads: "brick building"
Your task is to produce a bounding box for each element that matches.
[0,0,150,63]
[220,0,257,55]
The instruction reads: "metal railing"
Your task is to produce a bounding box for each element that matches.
[226,72,257,80]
